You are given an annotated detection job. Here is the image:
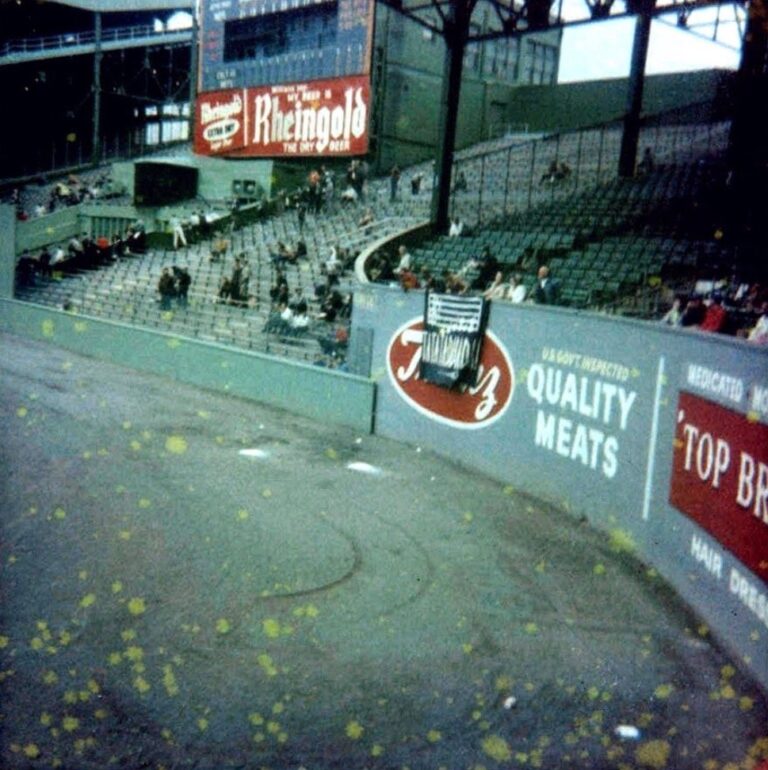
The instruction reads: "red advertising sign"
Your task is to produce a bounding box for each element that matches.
[386,318,514,429]
[669,391,768,584]
[194,76,370,158]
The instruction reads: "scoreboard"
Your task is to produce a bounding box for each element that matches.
[195,0,375,158]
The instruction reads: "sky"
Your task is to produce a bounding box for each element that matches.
[557,3,744,82]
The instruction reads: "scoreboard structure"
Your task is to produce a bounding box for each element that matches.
[195,0,375,158]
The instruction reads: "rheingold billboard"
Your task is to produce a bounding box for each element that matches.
[194,76,370,158]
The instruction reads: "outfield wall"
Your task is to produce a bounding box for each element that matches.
[0,300,375,433]
[351,284,768,690]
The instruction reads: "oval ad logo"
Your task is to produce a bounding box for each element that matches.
[202,118,241,144]
[386,318,514,429]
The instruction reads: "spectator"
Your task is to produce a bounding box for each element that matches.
[217,276,233,304]
[410,172,424,196]
[289,287,308,315]
[340,186,358,205]
[448,217,464,237]
[393,244,412,275]
[158,268,176,310]
[453,170,468,192]
[297,200,307,232]
[291,307,310,333]
[389,164,401,202]
[38,247,52,279]
[399,267,420,291]
[326,245,342,277]
[637,147,655,176]
[660,296,684,326]
[445,271,468,295]
[747,305,768,344]
[472,246,499,291]
[680,294,705,327]
[508,273,527,303]
[699,293,728,333]
[534,265,560,305]
[174,267,191,308]
[483,271,509,300]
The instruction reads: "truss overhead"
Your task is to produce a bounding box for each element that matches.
[377,0,747,44]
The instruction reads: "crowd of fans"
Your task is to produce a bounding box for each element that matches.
[9,171,123,221]
[15,221,147,288]
[659,280,768,344]
[10,151,768,359]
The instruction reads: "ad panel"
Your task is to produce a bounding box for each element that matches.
[670,391,768,586]
[195,76,370,158]
[351,284,768,689]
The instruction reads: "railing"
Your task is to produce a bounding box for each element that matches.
[448,115,732,229]
[0,23,191,61]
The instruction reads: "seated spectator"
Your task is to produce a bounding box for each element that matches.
[699,293,728,333]
[747,304,768,344]
[660,296,684,326]
[278,241,297,264]
[410,172,424,196]
[680,294,705,327]
[399,267,420,292]
[340,186,358,205]
[112,233,126,259]
[472,246,500,291]
[483,271,509,300]
[126,225,146,255]
[317,324,349,359]
[445,271,468,295]
[393,244,412,275]
[290,308,310,333]
[51,244,67,267]
[448,217,464,237]
[263,302,292,334]
[533,265,560,305]
[68,235,85,259]
[295,240,307,258]
[289,287,308,315]
[508,273,527,303]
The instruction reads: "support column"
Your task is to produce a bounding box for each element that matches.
[91,11,102,166]
[618,11,651,178]
[431,2,470,234]
[728,0,768,181]
[189,11,199,142]
[726,0,768,256]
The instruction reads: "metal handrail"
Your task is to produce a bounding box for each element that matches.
[0,23,191,59]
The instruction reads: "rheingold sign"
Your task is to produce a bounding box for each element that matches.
[195,76,369,158]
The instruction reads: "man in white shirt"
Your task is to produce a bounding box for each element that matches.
[394,245,411,275]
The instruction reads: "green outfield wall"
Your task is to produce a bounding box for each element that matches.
[0,300,375,433]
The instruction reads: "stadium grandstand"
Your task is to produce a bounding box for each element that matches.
[1,0,767,766]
